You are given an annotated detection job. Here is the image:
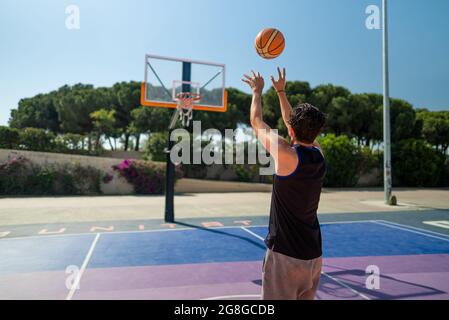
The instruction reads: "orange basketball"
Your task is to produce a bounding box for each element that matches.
[254,28,285,59]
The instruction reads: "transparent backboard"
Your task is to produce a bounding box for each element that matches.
[141,54,227,112]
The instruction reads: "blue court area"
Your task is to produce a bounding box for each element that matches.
[1,219,449,299]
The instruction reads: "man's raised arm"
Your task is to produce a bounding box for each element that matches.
[270,67,292,130]
[242,70,297,175]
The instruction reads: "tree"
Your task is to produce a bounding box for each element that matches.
[9,93,60,133]
[195,88,250,134]
[390,98,421,142]
[308,84,351,115]
[392,139,446,187]
[19,128,55,151]
[54,84,111,151]
[0,126,20,149]
[55,133,86,152]
[417,110,449,153]
[128,107,171,151]
[144,132,167,162]
[90,109,117,150]
[318,134,362,187]
[110,82,141,151]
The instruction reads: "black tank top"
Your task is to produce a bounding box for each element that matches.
[265,145,327,260]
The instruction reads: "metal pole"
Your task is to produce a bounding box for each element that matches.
[382,0,392,203]
[164,129,175,222]
[164,62,192,222]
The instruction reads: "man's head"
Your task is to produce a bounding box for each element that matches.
[288,103,326,144]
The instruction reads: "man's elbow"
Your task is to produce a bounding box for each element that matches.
[250,117,262,129]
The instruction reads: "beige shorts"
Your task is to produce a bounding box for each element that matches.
[261,249,322,300]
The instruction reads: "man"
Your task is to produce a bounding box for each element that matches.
[242,68,327,300]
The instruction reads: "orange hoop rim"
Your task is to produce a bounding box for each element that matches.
[175,92,201,102]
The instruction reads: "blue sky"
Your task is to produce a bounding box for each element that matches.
[0,0,448,125]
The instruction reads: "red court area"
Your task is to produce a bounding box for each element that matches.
[1,218,449,300]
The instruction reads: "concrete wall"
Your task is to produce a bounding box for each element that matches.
[0,149,382,195]
[100,150,144,160]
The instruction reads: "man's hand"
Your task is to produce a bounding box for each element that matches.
[270,67,286,93]
[242,70,264,95]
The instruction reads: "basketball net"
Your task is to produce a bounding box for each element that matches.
[175,92,201,127]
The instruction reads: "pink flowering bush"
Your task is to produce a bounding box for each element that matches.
[112,159,183,194]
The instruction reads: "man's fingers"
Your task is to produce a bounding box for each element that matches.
[283,67,286,79]
[243,74,252,80]
[241,78,251,85]
[251,70,257,78]
[257,72,261,78]
[277,67,282,79]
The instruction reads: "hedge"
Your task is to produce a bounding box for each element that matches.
[0,156,102,196]
[392,139,447,187]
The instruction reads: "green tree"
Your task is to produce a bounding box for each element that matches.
[318,134,362,187]
[390,98,421,142]
[417,110,449,152]
[0,126,20,149]
[110,81,141,151]
[308,84,351,114]
[392,139,446,187]
[19,128,55,151]
[129,107,171,151]
[54,84,111,151]
[55,133,86,152]
[9,93,60,133]
[144,132,168,162]
[90,109,117,150]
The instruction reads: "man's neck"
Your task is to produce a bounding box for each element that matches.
[293,140,314,147]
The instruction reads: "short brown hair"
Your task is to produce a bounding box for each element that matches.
[288,103,326,144]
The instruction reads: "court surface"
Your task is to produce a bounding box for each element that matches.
[1,210,448,300]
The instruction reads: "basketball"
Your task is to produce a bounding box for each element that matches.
[254,28,285,59]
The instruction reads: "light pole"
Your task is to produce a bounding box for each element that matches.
[382,0,393,204]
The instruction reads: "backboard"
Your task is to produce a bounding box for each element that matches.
[141,54,227,112]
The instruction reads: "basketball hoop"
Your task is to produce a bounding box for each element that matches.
[174,92,201,127]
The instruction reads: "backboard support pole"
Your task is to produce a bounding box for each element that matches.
[164,129,175,223]
[164,62,192,222]
[382,0,393,204]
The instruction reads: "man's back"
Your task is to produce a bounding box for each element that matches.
[266,145,326,260]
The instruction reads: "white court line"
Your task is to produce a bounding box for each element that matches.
[372,221,449,243]
[377,220,449,239]
[65,233,101,300]
[320,272,371,300]
[240,226,371,300]
[0,224,269,242]
[203,294,261,300]
[240,227,265,241]
[320,220,373,225]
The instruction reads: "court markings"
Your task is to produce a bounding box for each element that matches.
[320,272,371,300]
[241,224,372,300]
[422,220,449,229]
[240,226,265,241]
[372,220,449,242]
[2,219,448,300]
[0,224,268,242]
[423,220,449,230]
[0,219,382,242]
[66,233,101,301]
